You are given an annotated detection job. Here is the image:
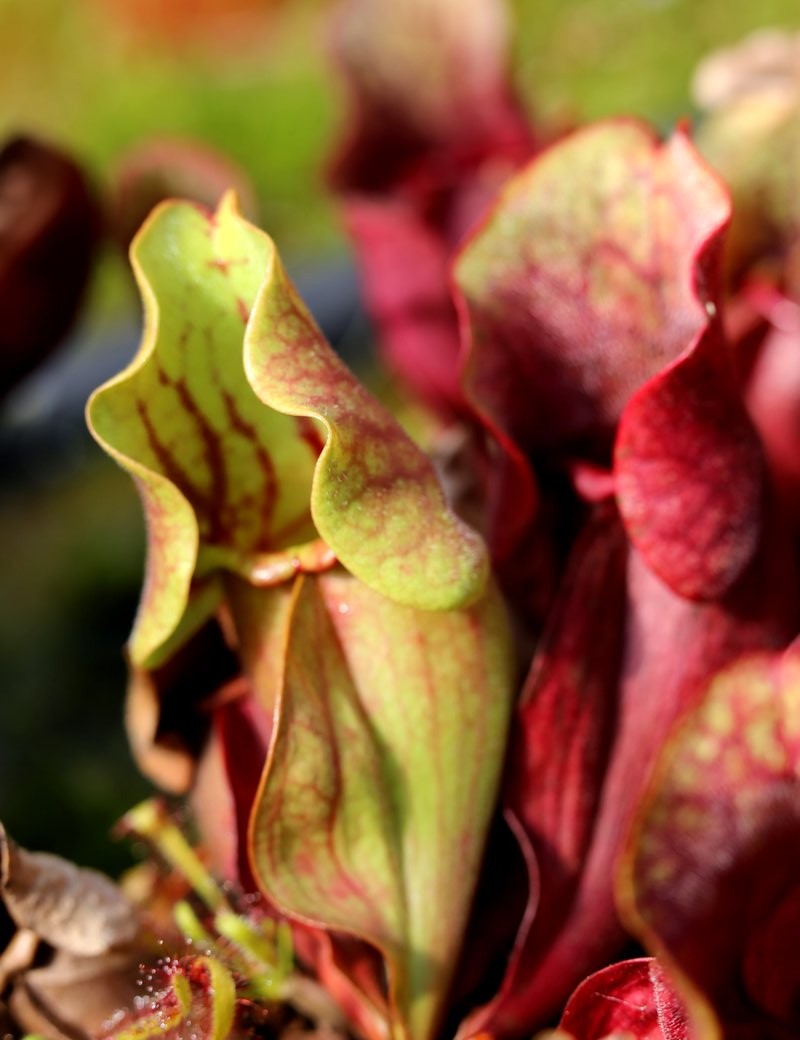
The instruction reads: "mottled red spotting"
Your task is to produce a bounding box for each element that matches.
[456,124,722,456]
[250,276,465,561]
[622,648,800,1039]
[455,121,762,600]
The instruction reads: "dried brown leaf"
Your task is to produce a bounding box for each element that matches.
[0,824,139,957]
[9,949,142,1040]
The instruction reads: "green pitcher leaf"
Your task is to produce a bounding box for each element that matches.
[87,193,321,665]
[243,249,487,611]
[87,192,486,666]
[250,571,515,1040]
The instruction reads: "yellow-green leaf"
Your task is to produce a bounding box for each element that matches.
[87,192,486,666]
[244,253,487,611]
[250,571,515,1040]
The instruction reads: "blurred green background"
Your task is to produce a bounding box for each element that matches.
[2,0,799,874]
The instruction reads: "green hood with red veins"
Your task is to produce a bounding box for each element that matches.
[87,193,513,1040]
[86,192,488,667]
